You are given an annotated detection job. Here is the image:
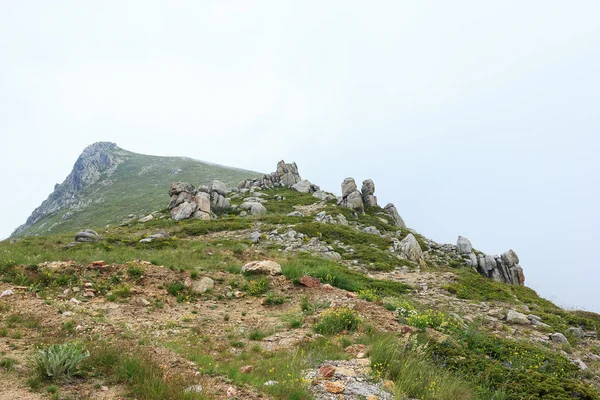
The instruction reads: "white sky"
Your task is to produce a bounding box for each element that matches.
[1,1,599,311]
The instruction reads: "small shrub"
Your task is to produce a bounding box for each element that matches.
[127,266,144,280]
[314,308,361,335]
[247,277,269,296]
[248,329,269,341]
[166,281,185,297]
[358,288,379,302]
[0,357,16,370]
[264,292,285,305]
[34,343,90,380]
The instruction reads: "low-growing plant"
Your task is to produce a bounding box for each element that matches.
[248,329,269,341]
[264,292,285,305]
[314,307,361,334]
[127,265,144,280]
[358,288,379,302]
[247,277,269,296]
[34,342,90,381]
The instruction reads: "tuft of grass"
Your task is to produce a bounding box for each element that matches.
[127,265,144,279]
[0,357,16,370]
[282,254,411,296]
[264,292,285,305]
[248,329,269,341]
[314,307,361,335]
[34,342,90,381]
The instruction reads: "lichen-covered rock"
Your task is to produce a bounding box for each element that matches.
[341,178,358,197]
[241,260,282,275]
[250,203,267,215]
[456,236,473,254]
[506,310,530,325]
[75,229,101,243]
[384,203,406,228]
[291,179,319,193]
[397,233,423,264]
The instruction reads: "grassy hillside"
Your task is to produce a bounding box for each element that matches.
[1,187,599,399]
[13,146,261,237]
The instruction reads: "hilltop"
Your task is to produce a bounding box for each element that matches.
[1,146,599,400]
[11,142,260,237]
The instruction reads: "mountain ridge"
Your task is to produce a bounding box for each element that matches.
[11,142,261,237]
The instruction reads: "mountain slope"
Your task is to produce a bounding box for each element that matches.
[11,142,261,237]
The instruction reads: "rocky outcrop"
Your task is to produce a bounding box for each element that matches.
[391,233,424,265]
[338,178,365,213]
[456,236,472,254]
[384,203,406,229]
[210,180,231,212]
[291,179,320,193]
[74,229,101,243]
[238,160,302,190]
[457,236,525,286]
[361,179,377,207]
[12,142,126,236]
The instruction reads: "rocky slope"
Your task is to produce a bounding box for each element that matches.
[1,146,599,400]
[11,142,260,237]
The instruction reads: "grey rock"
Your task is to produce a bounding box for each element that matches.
[550,333,569,344]
[362,194,377,207]
[241,260,282,275]
[363,226,381,235]
[139,214,154,223]
[384,203,406,228]
[341,178,357,197]
[572,359,588,370]
[287,211,304,217]
[194,191,211,213]
[184,277,214,294]
[398,234,423,264]
[313,191,336,201]
[171,202,195,221]
[210,180,228,196]
[456,236,473,254]
[291,179,316,193]
[506,310,530,325]
[75,229,101,243]
[250,203,267,215]
[361,179,375,195]
[169,182,195,196]
[184,385,203,393]
[249,231,261,244]
[568,327,585,339]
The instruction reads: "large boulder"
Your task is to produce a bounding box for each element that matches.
[184,276,214,294]
[506,310,530,325]
[169,182,195,196]
[75,229,101,243]
[241,260,282,275]
[250,203,267,215]
[384,203,406,229]
[291,179,319,193]
[456,236,473,254]
[341,178,358,197]
[398,234,423,264]
[210,180,228,196]
[277,160,301,187]
[361,179,377,207]
[476,250,525,286]
[171,201,195,220]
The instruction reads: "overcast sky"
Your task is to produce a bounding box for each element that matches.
[1,1,599,311]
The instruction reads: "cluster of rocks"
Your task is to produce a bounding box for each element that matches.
[168,180,231,221]
[456,236,525,285]
[250,229,342,261]
[305,359,393,400]
[238,160,307,190]
[337,177,406,228]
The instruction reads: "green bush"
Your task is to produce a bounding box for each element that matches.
[34,343,89,380]
[247,277,269,296]
[314,307,361,334]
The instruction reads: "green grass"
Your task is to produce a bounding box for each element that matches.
[282,254,412,296]
[83,342,208,400]
[431,326,599,399]
[444,270,600,332]
[314,307,361,334]
[368,333,478,400]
